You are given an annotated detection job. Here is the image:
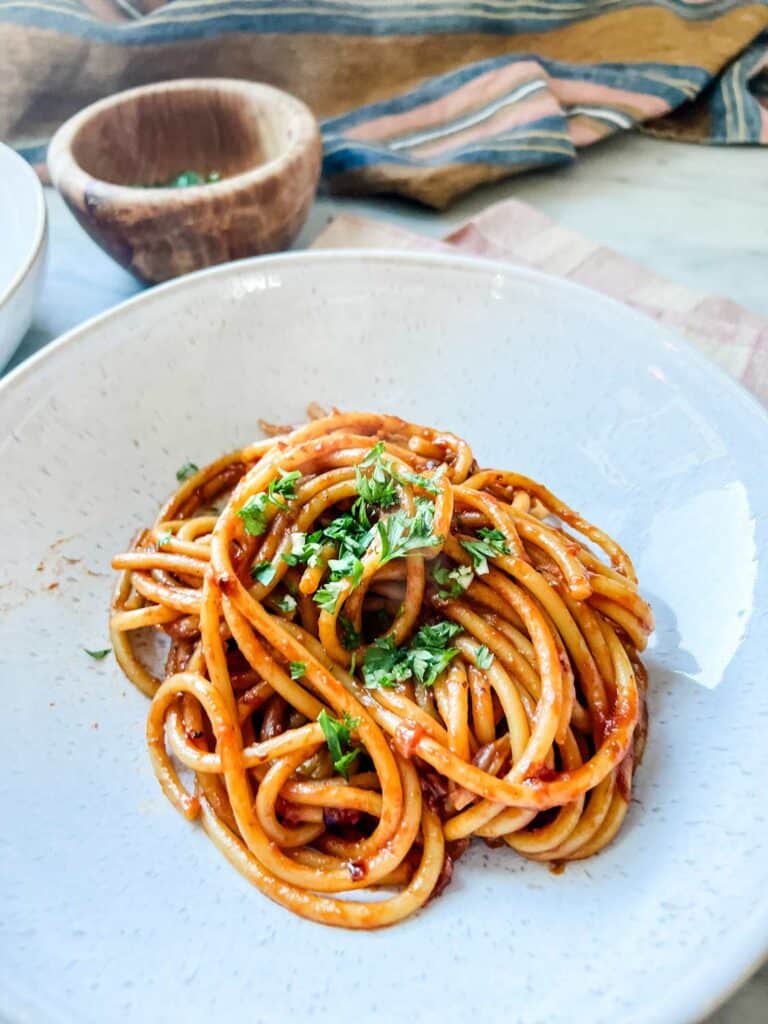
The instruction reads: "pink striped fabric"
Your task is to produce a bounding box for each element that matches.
[310,199,768,406]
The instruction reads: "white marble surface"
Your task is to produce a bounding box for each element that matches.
[3,131,767,1022]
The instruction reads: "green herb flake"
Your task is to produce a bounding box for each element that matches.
[339,614,362,651]
[84,648,111,660]
[273,594,297,615]
[432,562,473,599]
[250,561,276,586]
[355,442,398,510]
[317,709,361,780]
[475,644,494,670]
[152,169,221,189]
[327,553,364,588]
[362,620,462,689]
[237,493,270,536]
[267,469,301,509]
[282,531,308,566]
[377,498,441,564]
[176,461,199,482]
[289,661,306,680]
[157,531,173,548]
[239,471,301,537]
[409,621,462,686]
[460,527,509,575]
[314,579,347,614]
[394,463,445,495]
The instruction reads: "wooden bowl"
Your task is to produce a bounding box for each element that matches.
[48,79,322,283]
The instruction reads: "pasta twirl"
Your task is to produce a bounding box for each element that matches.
[110,410,652,928]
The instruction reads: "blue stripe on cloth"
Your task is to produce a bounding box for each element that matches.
[709,30,768,142]
[320,53,711,137]
[322,114,575,175]
[0,0,761,43]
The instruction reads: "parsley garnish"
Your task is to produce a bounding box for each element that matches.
[317,709,361,780]
[361,635,413,689]
[339,614,362,651]
[84,648,111,660]
[238,469,301,536]
[289,661,306,680]
[314,579,347,614]
[353,444,443,522]
[362,620,462,689]
[250,561,276,585]
[176,461,199,482]
[313,527,370,614]
[237,493,270,536]
[157,531,172,548]
[377,498,441,564]
[355,442,398,511]
[272,594,297,615]
[266,469,301,509]
[475,644,494,670]
[432,562,473,598]
[394,464,445,495]
[460,527,509,575]
[328,552,364,588]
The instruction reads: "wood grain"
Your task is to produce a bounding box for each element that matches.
[48,79,322,283]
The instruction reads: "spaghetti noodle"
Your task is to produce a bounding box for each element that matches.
[110,410,652,928]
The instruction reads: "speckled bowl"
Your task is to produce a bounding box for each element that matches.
[1,252,766,1024]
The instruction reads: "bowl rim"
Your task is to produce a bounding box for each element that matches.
[47,77,321,202]
[0,142,47,311]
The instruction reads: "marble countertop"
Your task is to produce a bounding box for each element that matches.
[5,131,768,1022]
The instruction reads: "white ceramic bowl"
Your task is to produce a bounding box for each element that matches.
[0,143,47,368]
[1,252,767,1024]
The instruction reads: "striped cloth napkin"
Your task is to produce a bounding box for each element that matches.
[4,1,768,207]
[310,198,768,404]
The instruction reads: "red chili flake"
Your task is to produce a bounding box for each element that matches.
[347,859,367,882]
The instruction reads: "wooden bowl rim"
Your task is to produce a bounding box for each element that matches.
[47,77,321,204]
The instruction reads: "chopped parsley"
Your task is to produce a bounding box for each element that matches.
[475,644,494,670]
[409,621,463,686]
[314,579,348,614]
[271,594,297,615]
[238,469,302,536]
[279,456,442,616]
[157,531,173,548]
[317,709,361,780]
[362,620,462,689]
[377,498,441,564]
[432,562,473,599]
[289,661,306,680]
[312,523,370,615]
[460,527,510,575]
[150,169,221,188]
[361,636,413,689]
[176,461,199,482]
[250,561,276,586]
[339,614,362,651]
[394,463,445,495]
[237,493,270,536]
[354,442,398,511]
[266,469,301,509]
[328,551,364,588]
[353,443,444,523]
[84,648,111,660]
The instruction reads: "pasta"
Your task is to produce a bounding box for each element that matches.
[110,410,652,928]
